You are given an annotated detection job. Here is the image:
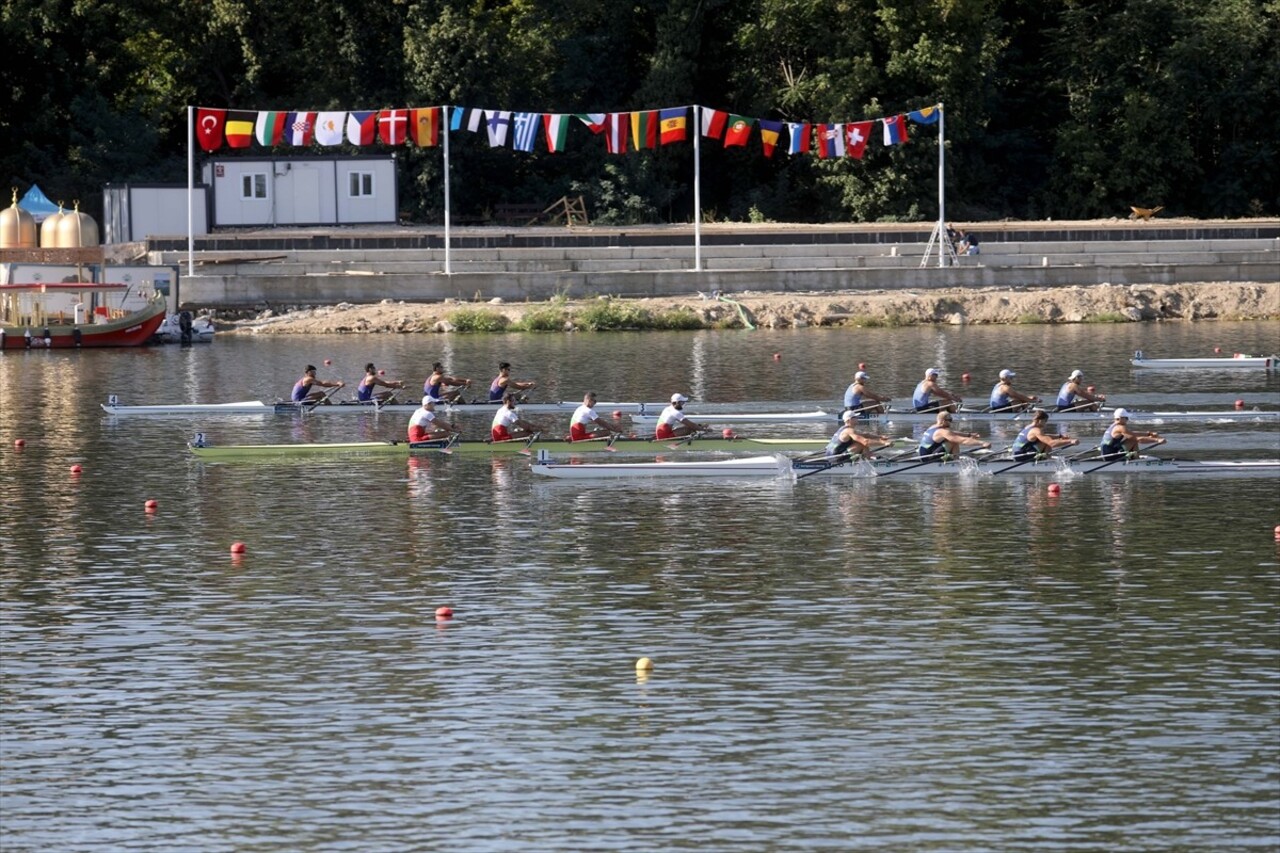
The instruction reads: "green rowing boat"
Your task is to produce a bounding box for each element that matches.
[187,435,830,459]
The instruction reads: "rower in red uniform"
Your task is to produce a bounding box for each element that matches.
[655,393,707,440]
[490,393,542,442]
[570,391,624,441]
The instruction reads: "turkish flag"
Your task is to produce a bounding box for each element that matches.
[196,108,226,152]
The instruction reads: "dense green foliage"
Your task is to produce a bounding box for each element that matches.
[4,0,1277,223]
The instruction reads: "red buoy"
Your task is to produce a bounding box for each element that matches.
[773,352,781,361]
[378,369,385,375]
[1048,483,1061,495]
[324,359,332,365]
[69,464,82,475]
[858,362,867,370]
[1274,525,1280,540]
[961,372,971,383]
[1235,399,1245,409]
[144,499,158,511]
[13,438,25,448]
[435,606,453,619]
[612,410,622,419]
[1214,347,1221,354]
[230,541,246,554]
[722,428,736,439]
[1087,385,1096,393]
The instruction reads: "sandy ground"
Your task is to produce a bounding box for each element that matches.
[216,282,1279,334]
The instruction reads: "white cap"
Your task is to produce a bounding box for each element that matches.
[1070,369,1084,380]
[855,371,868,380]
[999,369,1015,379]
[421,395,435,407]
[926,367,940,376]
[1113,408,1131,420]
[842,410,858,422]
[671,393,688,404]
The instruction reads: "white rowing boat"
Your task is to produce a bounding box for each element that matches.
[1130,350,1277,369]
[532,453,1280,480]
[630,407,1280,425]
[625,409,831,424]
[101,396,665,417]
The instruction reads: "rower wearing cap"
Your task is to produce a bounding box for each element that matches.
[408,396,460,442]
[918,411,990,460]
[1098,408,1164,460]
[826,410,893,460]
[843,370,891,415]
[424,362,471,404]
[989,368,1040,412]
[292,365,344,403]
[490,393,542,442]
[570,391,624,441]
[655,393,707,440]
[1056,369,1106,411]
[912,368,963,412]
[356,362,405,405]
[1011,409,1078,460]
[488,362,537,402]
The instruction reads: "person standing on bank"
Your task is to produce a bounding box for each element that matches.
[958,231,980,255]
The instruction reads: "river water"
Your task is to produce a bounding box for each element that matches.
[2,321,1279,851]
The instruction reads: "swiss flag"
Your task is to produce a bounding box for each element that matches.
[196,108,226,152]
[844,121,873,159]
[378,109,409,145]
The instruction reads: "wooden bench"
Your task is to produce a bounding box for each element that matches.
[492,203,546,226]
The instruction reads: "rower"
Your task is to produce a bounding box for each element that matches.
[1010,409,1078,460]
[356,362,405,404]
[488,362,537,402]
[424,362,471,404]
[490,393,541,442]
[1098,408,1163,460]
[912,367,962,412]
[918,411,990,460]
[292,365,344,403]
[408,396,461,442]
[655,393,708,440]
[988,368,1040,412]
[1056,369,1106,411]
[570,391,624,441]
[842,370,891,415]
[826,410,893,460]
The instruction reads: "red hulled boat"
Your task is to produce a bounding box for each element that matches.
[0,282,167,349]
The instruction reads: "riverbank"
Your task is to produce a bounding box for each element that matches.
[217,281,1279,334]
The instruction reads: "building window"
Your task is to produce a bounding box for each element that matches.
[349,172,374,197]
[241,173,267,199]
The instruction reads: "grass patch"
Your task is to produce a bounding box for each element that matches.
[574,300,654,331]
[1016,313,1049,324]
[1083,311,1130,323]
[651,309,707,330]
[848,313,912,328]
[514,307,569,332]
[447,308,510,332]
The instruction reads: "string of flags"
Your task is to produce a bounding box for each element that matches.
[195,103,941,159]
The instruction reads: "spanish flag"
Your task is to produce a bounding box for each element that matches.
[224,110,256,148]
[659,107,687,145]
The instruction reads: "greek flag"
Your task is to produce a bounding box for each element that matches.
[512,112,540,152]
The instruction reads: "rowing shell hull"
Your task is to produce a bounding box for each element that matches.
[1131,355,1276,369]
[188,437,829,459]
[627,410,832,424]
[628,408,1280,425]
[533,454,1280,479]
[795,456,1280,478]
[104,398,663,416]
[533,455,791,479]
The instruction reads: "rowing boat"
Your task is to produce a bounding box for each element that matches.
[104,396,665,417]
[631,407,1280,425]
[532,453,1280,479]
[187,435,829,459]
[1130,351,1277,369]
[625,409,832,424]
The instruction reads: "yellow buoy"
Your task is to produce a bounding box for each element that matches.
[635,657,653,672]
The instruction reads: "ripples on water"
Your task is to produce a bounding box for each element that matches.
[1,323,1278,850]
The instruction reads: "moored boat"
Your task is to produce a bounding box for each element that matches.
[187,435,829,459]
[1130,350,1277,369]
[1,284,167,349]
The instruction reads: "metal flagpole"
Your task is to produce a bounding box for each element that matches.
[937,102,945,269]
[444,105,452,276]
[693,105,702,272]
[187,105,194,277]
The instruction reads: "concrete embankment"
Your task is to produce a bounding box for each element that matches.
[148,219,1280,314]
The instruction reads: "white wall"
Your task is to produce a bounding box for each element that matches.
[201,157,396,227]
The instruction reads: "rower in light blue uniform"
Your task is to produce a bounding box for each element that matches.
[1010,409,1078,460]
[917,411,989,460]
[1098,408,1164,459]
[1056,369,1106,411]
[988,368,1039,412]
[842,371,891,415]
[825,410,893,459]
[912,367,962,412]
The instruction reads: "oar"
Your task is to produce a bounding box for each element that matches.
[517,431,543,456]
[874,445,994,479]
[794,450,859,480]
[665,428,712,449]
[301,383,344,412]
